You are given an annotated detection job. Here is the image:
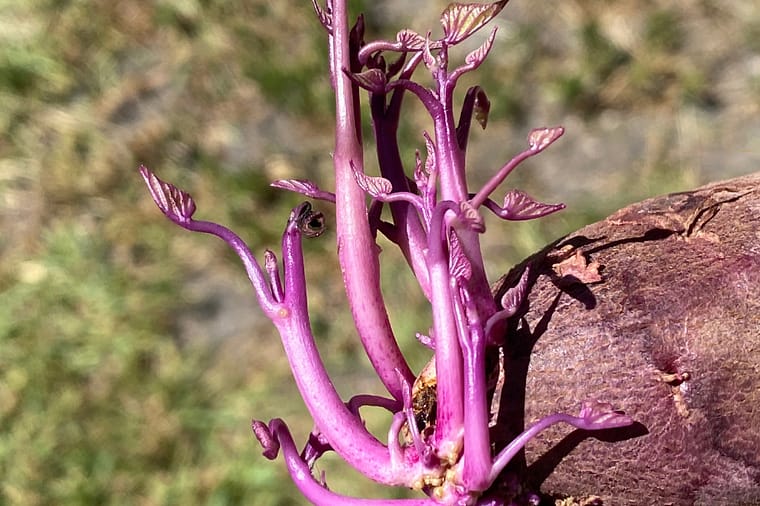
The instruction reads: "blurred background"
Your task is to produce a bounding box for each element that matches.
[1,0,758,504]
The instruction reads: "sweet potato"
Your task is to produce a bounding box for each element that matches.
[493,172,760,505]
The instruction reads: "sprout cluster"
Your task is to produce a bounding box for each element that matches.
[141,1,633,504]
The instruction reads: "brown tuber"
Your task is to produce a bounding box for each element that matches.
[492,172,760,505]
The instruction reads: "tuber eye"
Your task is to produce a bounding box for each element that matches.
[411,358,438,434]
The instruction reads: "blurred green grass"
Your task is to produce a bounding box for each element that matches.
[1,0,758,504]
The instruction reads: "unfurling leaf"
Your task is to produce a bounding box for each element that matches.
[499,266,529,316]
[414,150,427,189]
[441,1,509,44]
[264,249,278,272]
[347,68,387,93]
[311,0,332,31]
[351,163,394,197]
[464,27,497,68]
[501,189,565,220]
[395,29,427,51]
[139,165,196,223]
[423,131,437,176]
[421,33,438,72]
[527,126,564,152]
[448,232,472,281]
[252,420,280,460]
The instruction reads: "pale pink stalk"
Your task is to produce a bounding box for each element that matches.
[255,419,431,506]
[427,202,465,454]
[453,287,491,491]
[488,403,635,484]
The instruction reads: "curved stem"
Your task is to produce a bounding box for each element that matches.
[268,419,432,506]
[488,411,630,484]
[272,211,406,485]
[182,219,278,316]
[469,149,534,210]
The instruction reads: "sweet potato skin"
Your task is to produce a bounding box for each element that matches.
[493,173,760,505]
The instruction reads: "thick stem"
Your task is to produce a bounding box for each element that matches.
[329,0,413,399]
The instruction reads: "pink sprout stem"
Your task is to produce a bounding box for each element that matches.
[489,409,634,484]
[427,202,465,453]
[453,288,491,491]
[264,419,431,506]
[271,206,406,485]
[329,0,414,399]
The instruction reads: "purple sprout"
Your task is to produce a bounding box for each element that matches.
[140,1,634,504]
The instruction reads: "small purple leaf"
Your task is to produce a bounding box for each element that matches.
[527,125,564,152]
[270,179,336,203]
[578,400,635,429]
[346,68,387,93]
[484,265,530,340]
[396,29,427,51]
[139,165,196,223]
[499,266,529,316]
[464,27,497,68]
[271,178,319,194]
[351,163,393,197]
[448,232,472,281]
[440,1,509,45]
[501,189,565,220]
